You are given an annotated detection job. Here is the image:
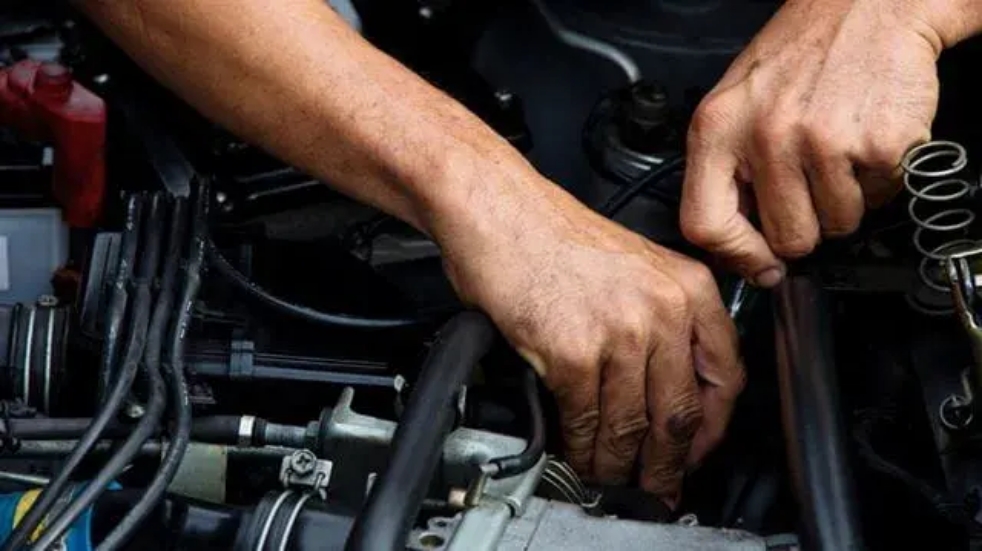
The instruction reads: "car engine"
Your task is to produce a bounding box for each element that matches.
[0,1,981,550]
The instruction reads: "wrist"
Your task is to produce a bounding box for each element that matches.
[912,0,982,48]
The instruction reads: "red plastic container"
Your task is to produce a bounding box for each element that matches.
[0,60,107,227]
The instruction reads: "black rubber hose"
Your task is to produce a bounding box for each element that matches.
[0,194,153,551]
[773,275,864,551]
[182,415,242,444]
[344,311,495,551]
[29,194,170,551]
[97,196,143,403]
[487,365,546,479]
[34,320,167,549]
[8,415,252,444]
[207,238,432,330]
[97,195,192,551]
[98,187,206,550]
[598,155,684,218]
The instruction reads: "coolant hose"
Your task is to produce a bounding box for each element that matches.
[774,275,864,551]
[344,311,495,551]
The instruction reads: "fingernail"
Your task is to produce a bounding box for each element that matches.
[753,266,785,288]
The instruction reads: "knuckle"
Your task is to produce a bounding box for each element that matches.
[614,310,650,354]
[688,96,733,142]
[645,463,683,497]
[553,338,602,373]
[600,415,649,457]
[751,115,795,154]
[679,211,720,248]
[801,123,840,159]
[682,261,717,299]
[563,408,600,440]
[821,211,862,238]
[657,282,691,323]
[864,129,924,172]
[680,212,746,260]
[680,214,741,256]
[666,394,704,444]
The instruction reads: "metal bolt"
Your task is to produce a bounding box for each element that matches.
[419,6,434,19]
[36,295,58,308]
[290,450,317,476]
[215,192,228,204]
[93,74,110,85]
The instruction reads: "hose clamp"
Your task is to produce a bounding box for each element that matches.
[238,415,257,447]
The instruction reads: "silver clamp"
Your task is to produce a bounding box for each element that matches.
[279,449,332,499]
[254,490,317,551]
[238,415,257,447]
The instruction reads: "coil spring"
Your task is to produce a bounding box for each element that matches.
[902,140,976,294]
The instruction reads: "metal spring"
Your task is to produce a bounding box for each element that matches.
[902,140,975,294]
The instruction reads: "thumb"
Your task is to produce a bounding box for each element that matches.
[681,146,785,288]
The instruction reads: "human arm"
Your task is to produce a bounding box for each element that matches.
[680,0,982,286]
[75,0,745,502]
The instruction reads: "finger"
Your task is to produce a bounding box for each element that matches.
[667,263,745,467]
[549,361,601,478]
[593,352,649,485]
[751,138,821,259]
[639,330,701,507]
[688,356,746,467]
[859,127,931,207]
[856,167,902,209]
[805,155,864,238]
[682,141,785,288]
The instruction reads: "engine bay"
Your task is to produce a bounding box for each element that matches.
[0,1,982,550]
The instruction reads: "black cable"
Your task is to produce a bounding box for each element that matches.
[97,194,194,551]
[598,155,685,218]
[345,311,495,551]
[207,237,434,329]
[32,349,166,550]
[29,194,169,551]
[97,196,143,403]
[0,195,151,551]
[487,366,546,479]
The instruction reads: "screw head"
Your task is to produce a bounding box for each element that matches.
[290,450,317,475]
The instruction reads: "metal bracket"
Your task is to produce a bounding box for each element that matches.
[279,449,332,499]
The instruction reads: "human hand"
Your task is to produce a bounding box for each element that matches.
[680,0,962,286]
[436,173,744,505]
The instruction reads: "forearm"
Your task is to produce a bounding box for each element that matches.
[74,0,539,238]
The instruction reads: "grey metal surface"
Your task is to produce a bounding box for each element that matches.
[167,443,228,503]
[495,498,768,551]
